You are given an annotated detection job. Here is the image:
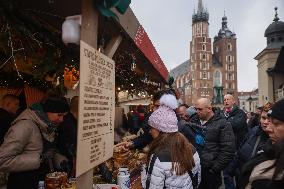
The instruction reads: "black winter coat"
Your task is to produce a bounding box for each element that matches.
[57,112,77,175]
[238,140,276,189]
[191,113,236,173]
[221,105,248,149]
[226,126,269,176]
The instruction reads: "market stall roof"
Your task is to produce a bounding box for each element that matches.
[12,0,169,82]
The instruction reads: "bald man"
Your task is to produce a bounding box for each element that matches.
[190,98,235,189]
[0,94,19,145]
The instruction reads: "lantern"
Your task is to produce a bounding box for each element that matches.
[62,15,81,45]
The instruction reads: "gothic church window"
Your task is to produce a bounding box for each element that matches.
[202,62,206,70]
[214,70,222,87]
[228,83,232,89]
[202,54,206,60]
[202,44,206,51]
[202,72,207,79]
[227,43,232,51]
[227,55,232,63]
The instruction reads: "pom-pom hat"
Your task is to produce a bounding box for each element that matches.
[148,94,178,133]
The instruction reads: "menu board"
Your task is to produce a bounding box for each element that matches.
[76,41,115,177]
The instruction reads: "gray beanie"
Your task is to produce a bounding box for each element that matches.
[186,106,197,118]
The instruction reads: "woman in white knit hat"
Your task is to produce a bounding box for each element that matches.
[141,94,201,189]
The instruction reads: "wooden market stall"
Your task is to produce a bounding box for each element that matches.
[0,0,169,188]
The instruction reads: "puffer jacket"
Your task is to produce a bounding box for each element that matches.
[191,112,236,173]
[0,108,57,172]
[221,105,248,149]
[141,150,201,189]
[226,126,269,176]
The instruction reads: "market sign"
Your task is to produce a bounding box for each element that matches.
[76,41,115,177]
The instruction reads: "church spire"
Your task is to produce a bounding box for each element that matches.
[222,10,228,29]
[197,0,204,14]
[215,13,236,40]
[192,0,209,24]
[273,7,279,22]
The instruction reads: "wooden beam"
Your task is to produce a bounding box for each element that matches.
[77,0,98,187]
[105,35,123,58]
[81,0,98,48]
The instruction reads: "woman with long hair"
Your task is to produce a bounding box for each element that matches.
[141,94,201,189]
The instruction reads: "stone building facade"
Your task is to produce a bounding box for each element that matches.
[255,7,284,105]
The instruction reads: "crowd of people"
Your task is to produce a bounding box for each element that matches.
[0,89,283,189]
[116,90,284,189]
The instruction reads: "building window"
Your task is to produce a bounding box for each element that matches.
[228,64,231,71]
[271,38,275,42]
[213,70,222,87]
[227,43,232,51]
[202,44,206,51]
[228,73,232,80]
[202,62,206,70]
[228,83,232,89]
[203,54,206,60]
[227,55,232,63]
[203,37,206,42]
[202,72,207,79]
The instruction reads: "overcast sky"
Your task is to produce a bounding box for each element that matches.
[130,0,284,92]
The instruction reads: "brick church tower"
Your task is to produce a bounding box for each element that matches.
[189,0,213,104]
[171,0,238,106]
[212,13,238,104]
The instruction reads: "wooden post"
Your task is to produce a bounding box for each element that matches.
[77,0,98,188]
[105,35,123,58]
